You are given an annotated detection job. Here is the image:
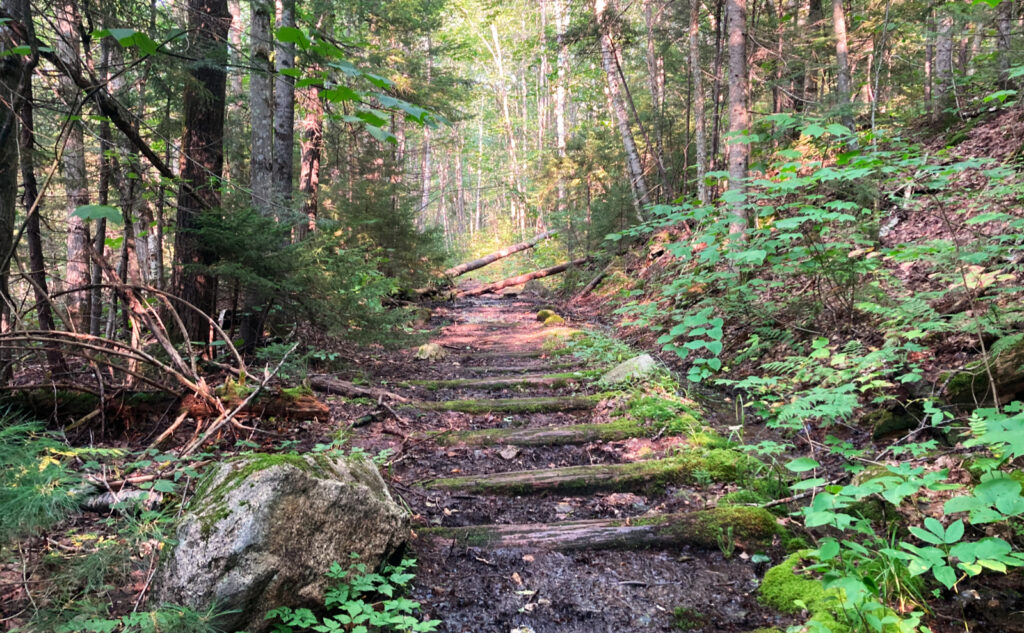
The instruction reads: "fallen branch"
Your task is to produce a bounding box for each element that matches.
[458,257,589,297]
[573,260,614,302]
[444,230,557,278]
[309,375,410,404]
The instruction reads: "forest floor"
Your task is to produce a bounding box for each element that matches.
[342,294,794,633]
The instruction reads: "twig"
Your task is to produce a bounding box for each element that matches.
[179,344,298,456]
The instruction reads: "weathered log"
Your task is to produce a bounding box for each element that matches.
[444,230,557,278]
[4,387,328,423]
[309,375,410,403]
[458,257,590,298]
[402,371,595,391]
[409,394,602,415]
[418,449,757,494]
[424,419,658,447]
[420,507,779,551]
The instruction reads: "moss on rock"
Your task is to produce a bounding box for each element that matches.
[543,314,566,326]
[759,551,849,633]
[536,309,556,322]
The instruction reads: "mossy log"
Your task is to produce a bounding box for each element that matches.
[409,394,603,414]
[418,449,757,494]
[944,337,1024,406]
[461,362,581,375]
[420,506,778,551]
[401,371,596,391]
[425,420,657,447]
[5,387,328,422]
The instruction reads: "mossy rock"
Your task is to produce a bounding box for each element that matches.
[414,342,447,361]
[543,314,566,326]
[155,453,408,633]
[864,408,917,439]
[537,309,556,322]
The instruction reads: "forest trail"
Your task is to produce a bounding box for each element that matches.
[353,295,787,633]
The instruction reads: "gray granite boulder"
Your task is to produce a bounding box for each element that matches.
[599,353,660,385]
[154,453,408,632]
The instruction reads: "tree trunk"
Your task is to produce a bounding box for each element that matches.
[56,0,91,331]
[0,7,18,379]
[418,38,433,229]
[802,0,824,110]
[14,14,67,373]
[459,257,589,297]
[226,0,245,183]
[934,10,954,124]
[644,0,669,201]
[996,0,1012,88]
[485,23,527,234]
[445,230,558,278]
[295,82,322,240]
[690,0,710,204]
[250,0,275,218]
[554,0,569,217]
[726,0,749,237]
[831,0,853,131]
[595,0,650,222]
[273,0,296,219]
[172,0,230,342]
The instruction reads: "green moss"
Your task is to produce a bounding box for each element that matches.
[689,506,780,544]
[191,452,340,537]
[759,552,850,633]
[280,384,314,400]
[543,314,566,326]
[536,309,556,322]
[719,489,769,506]
[672,606,705,630]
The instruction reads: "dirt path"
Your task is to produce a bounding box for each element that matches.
[350,296,788,633]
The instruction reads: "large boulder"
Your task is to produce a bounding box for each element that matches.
[599,353,660,385]
[154,453,408,632]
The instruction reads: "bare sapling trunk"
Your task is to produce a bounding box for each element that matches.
[56,0,91,331]
[832,0,854,132]
[595,0,650,221]
[690,0,710,204]
[295,82,322,240]
[726,0,749,238]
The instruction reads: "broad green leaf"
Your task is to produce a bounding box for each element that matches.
[785,457,820,472]
[72,204,123,224]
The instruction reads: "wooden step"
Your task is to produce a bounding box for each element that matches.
[419,507,779,551]
[401,371,597,391]
[425,420,661,447]
[408,395,603,415]
[417,449,756,494]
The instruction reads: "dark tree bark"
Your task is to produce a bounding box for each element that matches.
[295,82,322,241]
[172,0,230,342]
[0,3,19,379]
[10,0,67,374]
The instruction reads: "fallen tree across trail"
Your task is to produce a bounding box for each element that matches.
[458,257,589,297]
[444,230,557,278]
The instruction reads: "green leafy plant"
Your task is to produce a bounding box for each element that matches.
[266,556,440,633]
